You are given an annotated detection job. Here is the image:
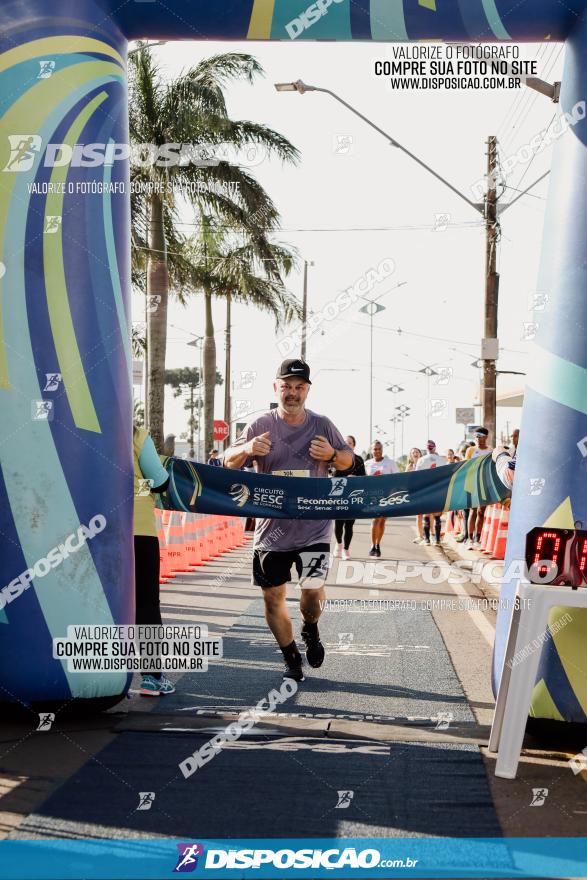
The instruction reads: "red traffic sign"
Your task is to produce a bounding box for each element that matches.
[213,420,230,442]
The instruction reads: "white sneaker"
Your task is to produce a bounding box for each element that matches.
[342,549,350,561]
[333,543,342,557]
[473,540,482,550]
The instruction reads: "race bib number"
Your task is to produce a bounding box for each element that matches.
[272,469,310,477]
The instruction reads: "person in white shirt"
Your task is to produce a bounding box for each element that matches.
[509,428,519,459]
[465,427,493,547]
[492,445,516,489]
[415,440,447,472]
[365,439,398,557]
[415,440,446,544]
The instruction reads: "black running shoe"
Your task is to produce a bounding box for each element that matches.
[283,662,304,682]
[375,546,382,558]
[368,546,378,557]
[301,623,325,668]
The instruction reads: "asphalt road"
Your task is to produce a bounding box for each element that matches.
[1,516,586,853]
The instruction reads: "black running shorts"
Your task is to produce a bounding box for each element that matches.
[252,542,331,589]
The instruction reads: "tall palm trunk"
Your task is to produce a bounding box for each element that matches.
[146,193,169,452]
[203,284,216,454]
[224,291,232,447]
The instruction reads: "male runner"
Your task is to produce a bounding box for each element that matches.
[364,439,398,557]
[415,440,447,545]
[465,427,493,547]
[223,358,353,682]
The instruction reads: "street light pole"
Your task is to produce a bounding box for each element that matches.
[395,405,411,461]
[300,260,314,361]
[484,135,499,447]
[187,334,204,461]
[359,282,406,448]
[274,80,485,215]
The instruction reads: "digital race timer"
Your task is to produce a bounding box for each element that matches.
[525,527,587,587]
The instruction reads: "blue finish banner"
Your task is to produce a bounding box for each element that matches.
[0,837,586,878]
[159,457,509,519]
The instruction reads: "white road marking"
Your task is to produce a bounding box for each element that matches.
[447,578,496,647]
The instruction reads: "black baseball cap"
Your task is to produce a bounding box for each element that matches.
[276,358,312,384]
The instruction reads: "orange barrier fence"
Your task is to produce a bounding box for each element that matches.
[446,502,510,561]
[154,511,249,584]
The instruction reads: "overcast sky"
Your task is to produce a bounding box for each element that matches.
[131,40,565,459]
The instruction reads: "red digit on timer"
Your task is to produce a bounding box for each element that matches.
[579,538,587,579]
[533,531,562,580]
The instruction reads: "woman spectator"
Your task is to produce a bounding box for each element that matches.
[333,435,365,560]
[133,424,176,697]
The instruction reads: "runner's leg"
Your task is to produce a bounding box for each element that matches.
[300,583,326,624]
[262,583,294,647]
[344,520,355,550]
[476,506,486,542]
[468,508,477,542]
[423,516,431,542]
[434,515,442,543]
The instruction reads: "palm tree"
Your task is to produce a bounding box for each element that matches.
[185,218,301,451]
[128,46,300,450]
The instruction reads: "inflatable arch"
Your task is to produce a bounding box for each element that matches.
[1,0,586,720]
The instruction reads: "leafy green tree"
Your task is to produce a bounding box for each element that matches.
[186,217,300,451]
[129,46,300,450]
[165,366,222,456]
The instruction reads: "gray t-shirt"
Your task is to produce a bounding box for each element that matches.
[231,408,352,551]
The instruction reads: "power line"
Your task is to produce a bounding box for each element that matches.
[510,113,556,194]
[171,220,484,233]
[501,46,563,155]
[499,45,558,152]
[496,43,554,140]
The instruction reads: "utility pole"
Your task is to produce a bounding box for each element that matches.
[301,261,309,360]
[188,385,195,454]
[224,291,232,447]
[483,136,500,447]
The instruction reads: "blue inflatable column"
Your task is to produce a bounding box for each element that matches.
[493,17,587,722]
[0,1,134,704]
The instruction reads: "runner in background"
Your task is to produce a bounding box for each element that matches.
[465,427,493,548]
[365,439,398,557]
[207,449,221,466]
[406,447,424,544]
[333,435,365,560]
[510,428,519,459]
[223,358,353,682]
[415,441,446,545]
[493,444,516,489]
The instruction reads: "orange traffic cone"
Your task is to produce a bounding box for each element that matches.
[155,509,170,583]
[492,505,510,560]
[184,513,201,568]
[479,505,494,551]
[484,504,502,554]
[165,512,185,573]
[197,514,212,562]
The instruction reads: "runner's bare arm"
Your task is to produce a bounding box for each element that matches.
[223,432,272,469]
[308,435,353,470]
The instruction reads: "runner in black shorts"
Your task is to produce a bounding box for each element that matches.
[253,543,331,590]
[223,358,354,682]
